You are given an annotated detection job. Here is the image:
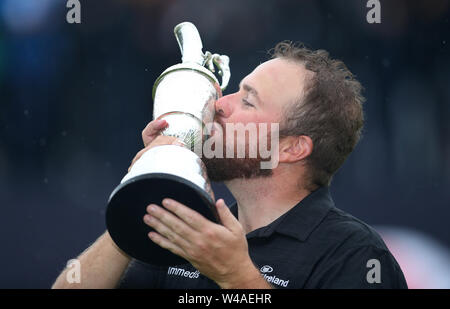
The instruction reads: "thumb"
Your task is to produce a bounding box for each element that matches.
[216,199,240,232]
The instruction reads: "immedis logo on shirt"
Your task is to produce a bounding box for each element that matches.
[259,265,289,287]
[167,266,200,279]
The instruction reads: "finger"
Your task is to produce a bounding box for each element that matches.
[146,204,197,240]
[161,198,210,231]
[215,199,242,233]
[147,231,188,260]
[143,213,191,248]
[142,119,168,147]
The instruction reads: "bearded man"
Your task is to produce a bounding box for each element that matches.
[52,42,407,289]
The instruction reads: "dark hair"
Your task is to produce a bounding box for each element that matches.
[271,41,365,189]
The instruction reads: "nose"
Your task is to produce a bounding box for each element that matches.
[215,94,233,118]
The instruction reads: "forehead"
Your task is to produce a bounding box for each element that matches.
[243,58,309,109]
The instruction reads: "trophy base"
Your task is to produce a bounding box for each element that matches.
[106,173,218,266]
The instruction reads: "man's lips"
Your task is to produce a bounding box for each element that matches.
[213,116,225,127]
[210,118,225,136]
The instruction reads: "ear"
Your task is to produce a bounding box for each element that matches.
[278,135,313,164]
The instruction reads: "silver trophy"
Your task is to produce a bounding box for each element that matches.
[106,22,230,266]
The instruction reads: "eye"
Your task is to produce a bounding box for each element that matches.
[242,98,254,108]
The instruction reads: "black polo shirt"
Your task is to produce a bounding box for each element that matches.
[118,186,407,289]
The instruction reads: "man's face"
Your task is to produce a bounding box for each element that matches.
[203,58,308,181]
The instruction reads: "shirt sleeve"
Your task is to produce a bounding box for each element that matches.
[304,245,408,289]
[117,259,165,289]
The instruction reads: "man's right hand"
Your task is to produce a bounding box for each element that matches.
[128,119,183,172]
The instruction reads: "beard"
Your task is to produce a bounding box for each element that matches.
[202,156,273,182]
[200,120,274,182]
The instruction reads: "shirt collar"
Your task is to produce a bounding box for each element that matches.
[230,186,335,242]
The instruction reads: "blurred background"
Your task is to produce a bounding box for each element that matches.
[0,0,449,288]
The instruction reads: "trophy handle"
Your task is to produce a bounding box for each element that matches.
[204,52,230,91]
[213,54,231,91]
